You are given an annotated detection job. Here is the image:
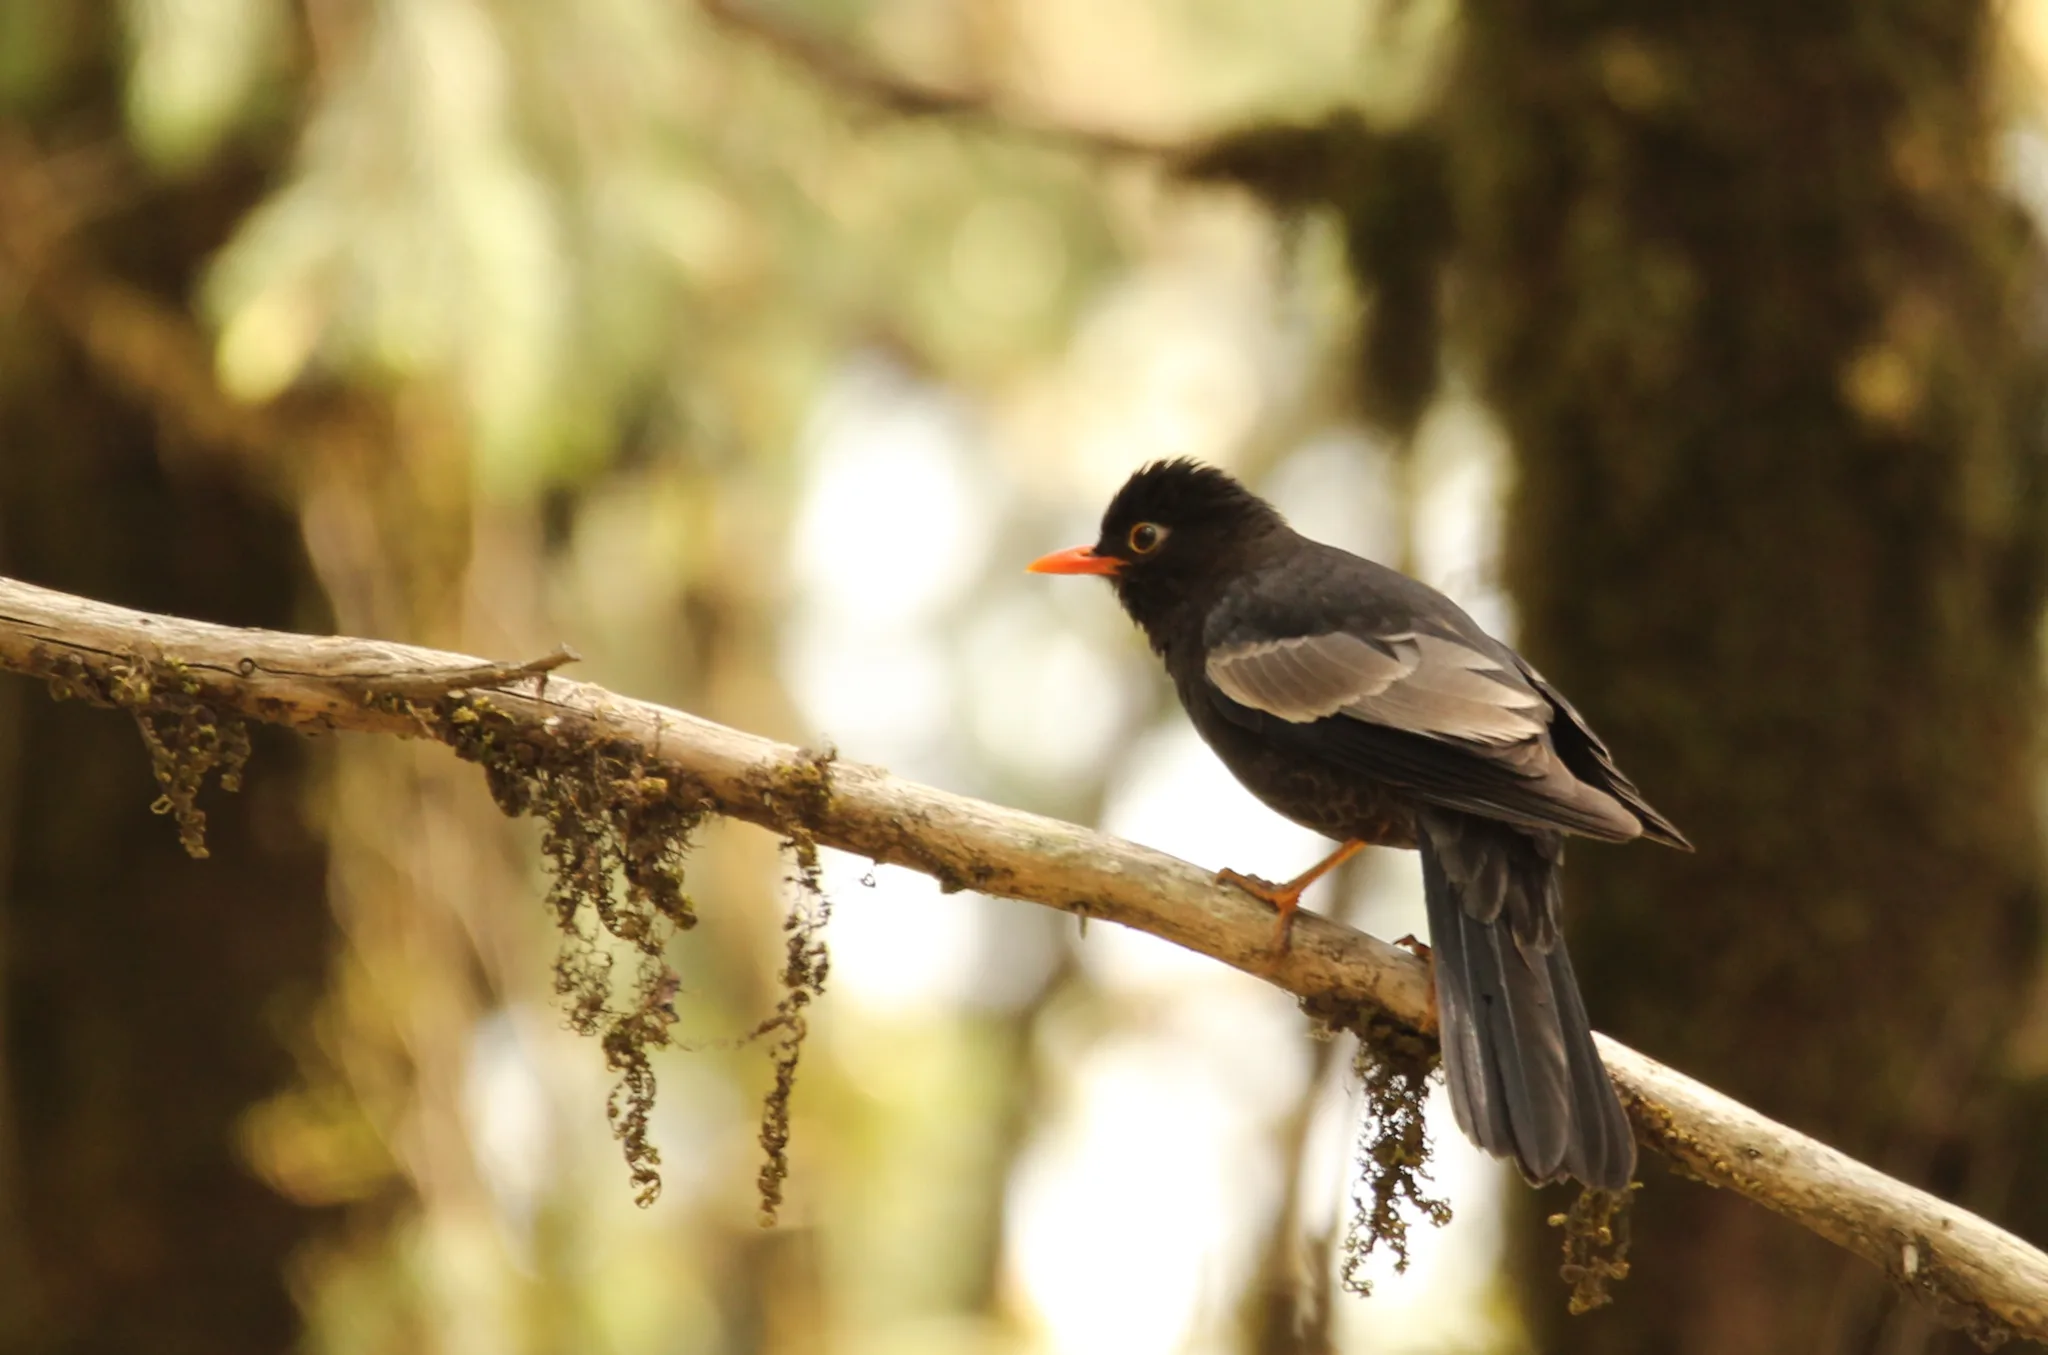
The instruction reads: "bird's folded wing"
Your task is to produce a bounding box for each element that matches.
[1515,662,1693,849]
[1207,630,1550,745]
[1206,630,1643,841]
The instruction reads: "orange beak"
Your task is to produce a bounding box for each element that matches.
[1027,545,1123,576]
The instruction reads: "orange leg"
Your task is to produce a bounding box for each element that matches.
[1219,839,1366,951]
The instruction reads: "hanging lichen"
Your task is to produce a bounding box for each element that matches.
[1299,997,1453,1294]
[437,693,835,1215]
[30,649,251,859]
[752,826,831,1226]
[1551,1184,1635,1314]
[439,692,704,1206]
[745,748,835,1226]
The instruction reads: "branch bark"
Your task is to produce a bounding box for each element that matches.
[0,573,2041,1345]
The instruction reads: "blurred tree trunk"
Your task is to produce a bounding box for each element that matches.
[0,190,335,1353]
[1438,5,2048,1350]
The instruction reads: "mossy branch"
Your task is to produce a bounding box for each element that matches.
[0,574,2043,1345]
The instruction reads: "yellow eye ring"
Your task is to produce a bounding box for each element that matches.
[1128,522,1168,554]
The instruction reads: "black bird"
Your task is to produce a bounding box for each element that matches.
[1028,459,1688,1190]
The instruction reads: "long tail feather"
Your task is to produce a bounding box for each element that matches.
[1417,811,1635,1189]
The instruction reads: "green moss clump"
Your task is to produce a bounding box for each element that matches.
[1550,1184,1635,1315]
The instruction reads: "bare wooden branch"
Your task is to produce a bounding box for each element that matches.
[0,572,2042,1344]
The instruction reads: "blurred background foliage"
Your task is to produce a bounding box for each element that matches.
[4,2,2048,1353]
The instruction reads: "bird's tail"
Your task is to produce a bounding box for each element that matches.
[1417,810,1635,1190]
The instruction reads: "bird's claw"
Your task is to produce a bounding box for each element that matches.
[1390,933,1436,1013]
[1391,933,1432,962]
[1215,841,1364,954]
[1217,866,1302,952]
[1216,866,1288,904]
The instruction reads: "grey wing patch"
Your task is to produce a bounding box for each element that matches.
[1209,631,1550,746]
[1354,633,1552,746]
[1206,631,1414,722]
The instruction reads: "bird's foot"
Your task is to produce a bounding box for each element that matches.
[1217,841,1367,954]
[1216,867,1295,906]
[1216,867,1304,952]
[1390,933,1432,962]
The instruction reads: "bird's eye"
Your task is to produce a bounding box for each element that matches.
[1128,522,1168,554]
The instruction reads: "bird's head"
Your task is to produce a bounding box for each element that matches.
[1028,459,1286,638]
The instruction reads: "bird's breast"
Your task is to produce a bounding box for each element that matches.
[1172,665,1419,850]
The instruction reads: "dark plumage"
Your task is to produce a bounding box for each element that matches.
[1029,458,1688,1189]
